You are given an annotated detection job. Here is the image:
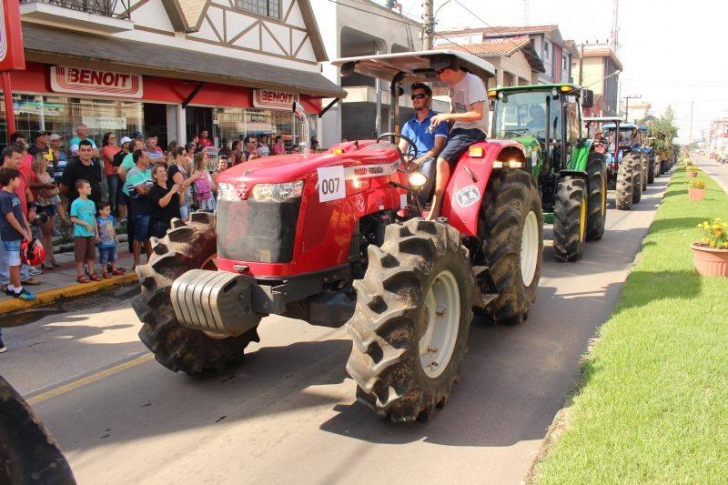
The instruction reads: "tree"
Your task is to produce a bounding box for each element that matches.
[649,106,679,154]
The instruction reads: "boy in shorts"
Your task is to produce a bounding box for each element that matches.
[70,179,100,283]
[0,167,36,303]
[427,58,489,220]
[97,202,125,278]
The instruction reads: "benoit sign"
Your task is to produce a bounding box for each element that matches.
[253,89,299,110]
[50,66,144,98]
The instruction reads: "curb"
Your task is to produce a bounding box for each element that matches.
[0,272,138,316]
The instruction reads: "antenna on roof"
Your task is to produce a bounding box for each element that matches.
[611,0,620,53]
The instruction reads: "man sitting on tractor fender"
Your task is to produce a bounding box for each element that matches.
[428,58,488,220]
[399,82,449,203]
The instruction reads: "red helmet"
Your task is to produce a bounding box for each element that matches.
[21,239,46,266]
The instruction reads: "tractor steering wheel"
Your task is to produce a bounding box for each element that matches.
[377,132,419,165]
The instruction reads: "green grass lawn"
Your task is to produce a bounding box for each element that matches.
[532,165,728,484]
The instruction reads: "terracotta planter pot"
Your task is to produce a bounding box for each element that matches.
[687,171,698,178]
[688,187,706,201]
[691,243,728,277]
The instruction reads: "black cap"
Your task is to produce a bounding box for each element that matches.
[34,131,50,139]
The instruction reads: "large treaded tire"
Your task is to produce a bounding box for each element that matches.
[553,175,587,262]
[0,376,75,485]
[640,153,648,191]
[586,152,607,241]
[479,170,543,325]
[346,219,473,422]
[628,154,643,203]
[647,154,656,184]
[615,158,634,211]
[132,212,260,375]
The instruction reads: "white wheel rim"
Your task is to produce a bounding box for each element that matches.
[521,211,539,287]
[419,270,461,379]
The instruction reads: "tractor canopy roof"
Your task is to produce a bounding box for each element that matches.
[331,50,496,84]
[487,83,582,96]
[583,116,624,124]
[602,121,637,131]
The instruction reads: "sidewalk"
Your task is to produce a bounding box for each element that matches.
[693,152,728,193]
[0,249,137,315]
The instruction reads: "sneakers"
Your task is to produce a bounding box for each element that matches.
[29,267,43,276]
[13,289,36,301]
[0,345,6,353]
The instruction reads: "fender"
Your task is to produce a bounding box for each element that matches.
[441,139,526,237]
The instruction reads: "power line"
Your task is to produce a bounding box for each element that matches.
[450,0,525,51]
[623,78,728,88]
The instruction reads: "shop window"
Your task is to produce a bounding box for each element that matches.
[235,0,280,19]
[0,94,143,156]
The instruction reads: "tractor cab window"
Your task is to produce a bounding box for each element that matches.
[565,98,581,144]
[492,91,556,140]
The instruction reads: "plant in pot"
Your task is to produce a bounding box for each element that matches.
[688,179,706,201]
[692,218,728,277]
[687,166,699,177]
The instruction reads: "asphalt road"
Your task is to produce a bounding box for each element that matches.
[1,169,672,485]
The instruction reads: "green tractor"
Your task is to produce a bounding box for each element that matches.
[489,84,607,262]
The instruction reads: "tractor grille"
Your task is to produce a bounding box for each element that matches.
[217,199,301,263]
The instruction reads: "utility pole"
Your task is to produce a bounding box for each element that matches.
[423,0,434,50]
[623,94,641,122]
[689,100,694,145]
[578,43,585,86]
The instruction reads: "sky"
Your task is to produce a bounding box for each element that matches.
[381,0,728,143]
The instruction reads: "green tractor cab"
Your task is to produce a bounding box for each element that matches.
[490,83,607,262]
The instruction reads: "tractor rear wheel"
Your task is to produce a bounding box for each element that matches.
[615,158,634,211]
[479,170,543,325]
[553,175,588,262]
[586,152,607,241]
[623,153,642,204]
[346,219,473,422]
[647,154,656,184]
[0,376,75,485]
[641,153,648,191]
[133,212,260,376]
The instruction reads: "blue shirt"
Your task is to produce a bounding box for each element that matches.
[70,198,97,237]
[401,110,449,157]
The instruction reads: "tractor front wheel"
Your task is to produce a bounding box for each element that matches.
[133,212,260,375]
[586,152,607,241]
[346,219,473,422]
[479,170,543,325]
[648,154,656,184]
[553,175,588,262]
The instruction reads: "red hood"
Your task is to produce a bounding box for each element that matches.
[217,146,402,186]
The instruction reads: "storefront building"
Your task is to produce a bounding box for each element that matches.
[3,0,345,152]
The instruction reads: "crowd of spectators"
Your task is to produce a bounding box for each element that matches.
[0,124,314,299]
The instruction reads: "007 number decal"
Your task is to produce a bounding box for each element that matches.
[317,166,346,202]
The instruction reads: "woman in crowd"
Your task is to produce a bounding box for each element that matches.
[49,133,70,226]
[111,137,131,222]
[272,135,285,155]
[168,146,198,221]
[192,151,216,213]
[149,163,182,239]
[258,134,271,157]
[102,132,121,219]
[230,140,244,166]
[30,153,65,269]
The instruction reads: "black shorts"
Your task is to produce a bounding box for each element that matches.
[439,128,486,166]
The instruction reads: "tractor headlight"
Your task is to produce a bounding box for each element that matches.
[408,171,428,188]
[218,182,244,202]
[252,180,304,202]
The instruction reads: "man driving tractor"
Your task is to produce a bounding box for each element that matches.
[398,82,449,203]
[428,57,489,220]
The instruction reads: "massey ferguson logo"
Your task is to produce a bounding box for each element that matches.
[351,165,389,178]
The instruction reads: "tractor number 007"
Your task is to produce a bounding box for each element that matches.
[320,177,340,195]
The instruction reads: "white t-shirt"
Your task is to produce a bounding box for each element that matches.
[450,72,488,134]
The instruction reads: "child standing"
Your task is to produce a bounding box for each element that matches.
[97,202,125,278]
[0,168,36,332]
[70,179,100,283]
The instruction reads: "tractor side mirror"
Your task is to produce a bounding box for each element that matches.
[582,90,594,108]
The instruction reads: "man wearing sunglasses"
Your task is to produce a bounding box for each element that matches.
[427,58,488,220]
[399,83,449,203]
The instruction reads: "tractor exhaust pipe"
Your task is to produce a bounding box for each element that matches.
[292,102,310,156]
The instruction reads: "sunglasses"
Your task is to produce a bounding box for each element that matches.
[435,69,446,75]
[411,93,428,100]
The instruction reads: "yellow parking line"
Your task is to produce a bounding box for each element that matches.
[27,353,154,405]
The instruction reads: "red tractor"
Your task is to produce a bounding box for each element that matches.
[133,51,543,422]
